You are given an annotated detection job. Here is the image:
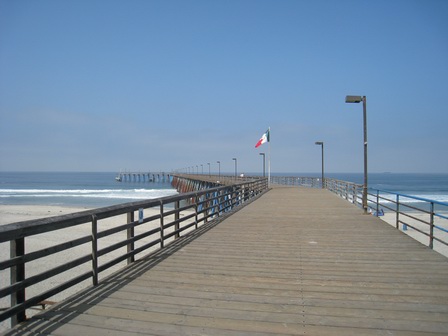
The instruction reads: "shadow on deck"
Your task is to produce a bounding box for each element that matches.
[3,188,448,335]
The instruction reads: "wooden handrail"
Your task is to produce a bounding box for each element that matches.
[0,178,268,326]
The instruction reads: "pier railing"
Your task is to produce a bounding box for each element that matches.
[0,178,268,327]
[270,176,363,205]
[367,189,448,251]
[272,176,448,254]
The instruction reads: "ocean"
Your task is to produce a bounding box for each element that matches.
[0,172,447,208]
[320,172,448,204]
[0,172,178,208]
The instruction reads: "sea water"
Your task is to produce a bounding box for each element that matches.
[0,172,178,208]
[1,172,447,208]
[273,172,448,203]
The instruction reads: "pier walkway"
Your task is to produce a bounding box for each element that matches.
[4,187,448,335]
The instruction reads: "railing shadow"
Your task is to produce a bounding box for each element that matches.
[2,192,265,335]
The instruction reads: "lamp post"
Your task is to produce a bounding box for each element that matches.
[196,165,198,175]
[345,95,368,214]
[217,161,220,179]
[201,164,203,175]
[315,142,324,189]
[207,163,210,176]
[232,158,237,179]
[259,153,265,177]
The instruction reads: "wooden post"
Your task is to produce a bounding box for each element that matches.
[160,202,164,249]
[10,237,26,326]
[91,215,98,286]
[175,200,180,239]
[127,211,135,264]
[195,194,199,229]
[429,203,434,249]
[376,190,380,216]
[205,193,209,223]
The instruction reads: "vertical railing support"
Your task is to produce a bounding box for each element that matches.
[194,194,199,229]
[127,211,135,264]
[203,194,208,224]
[175,200,180,239]
[91,215,98,286]
[376,190,380,216]
[396,195,401,230]
[429,202,434,249]
[159,201,164,249]
[10,237,25,326]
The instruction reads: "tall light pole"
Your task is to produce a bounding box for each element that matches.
[232,158,237,179]
[217,161,220,179]
[207,163,210,176]
[201,164,203,174]
[259,153,265,177]
[315,142,324,189]
[345,95,368,214]
[196,165,198,175]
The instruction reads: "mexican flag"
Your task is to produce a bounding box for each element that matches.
[255,129,270,148]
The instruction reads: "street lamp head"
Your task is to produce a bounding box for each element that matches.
[232,158,236,161]
[345,95,363,103]
[315,141,323,145]
[259,152,265,156]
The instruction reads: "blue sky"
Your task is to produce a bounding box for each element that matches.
[1,0,447,174]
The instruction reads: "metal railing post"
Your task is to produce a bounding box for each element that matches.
[396,195,400,230]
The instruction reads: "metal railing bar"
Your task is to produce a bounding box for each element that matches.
[433,236,448,246]
[373,189,448,207]
[398,220,428,237]
[398,211,430,226]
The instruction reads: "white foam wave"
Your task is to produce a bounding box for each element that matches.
[370,193,448,204]
[0,189,178,200]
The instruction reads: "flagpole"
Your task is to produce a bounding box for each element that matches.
[268,127,271,188]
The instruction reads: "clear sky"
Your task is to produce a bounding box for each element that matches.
[1,0,447,174]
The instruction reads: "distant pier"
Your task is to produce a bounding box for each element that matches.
[115,171,171,183]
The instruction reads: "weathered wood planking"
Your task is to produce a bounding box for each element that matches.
[4,187,448,335]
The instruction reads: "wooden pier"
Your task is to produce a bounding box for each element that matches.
[4,186,448,335]
[115,172,170,183]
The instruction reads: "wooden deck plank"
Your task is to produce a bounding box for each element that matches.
[3,187,448,335]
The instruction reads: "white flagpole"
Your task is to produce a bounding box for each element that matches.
[268,127,271,188]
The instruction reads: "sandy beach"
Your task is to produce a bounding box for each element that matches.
[0,204,193,332]
[379,211,448,258]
